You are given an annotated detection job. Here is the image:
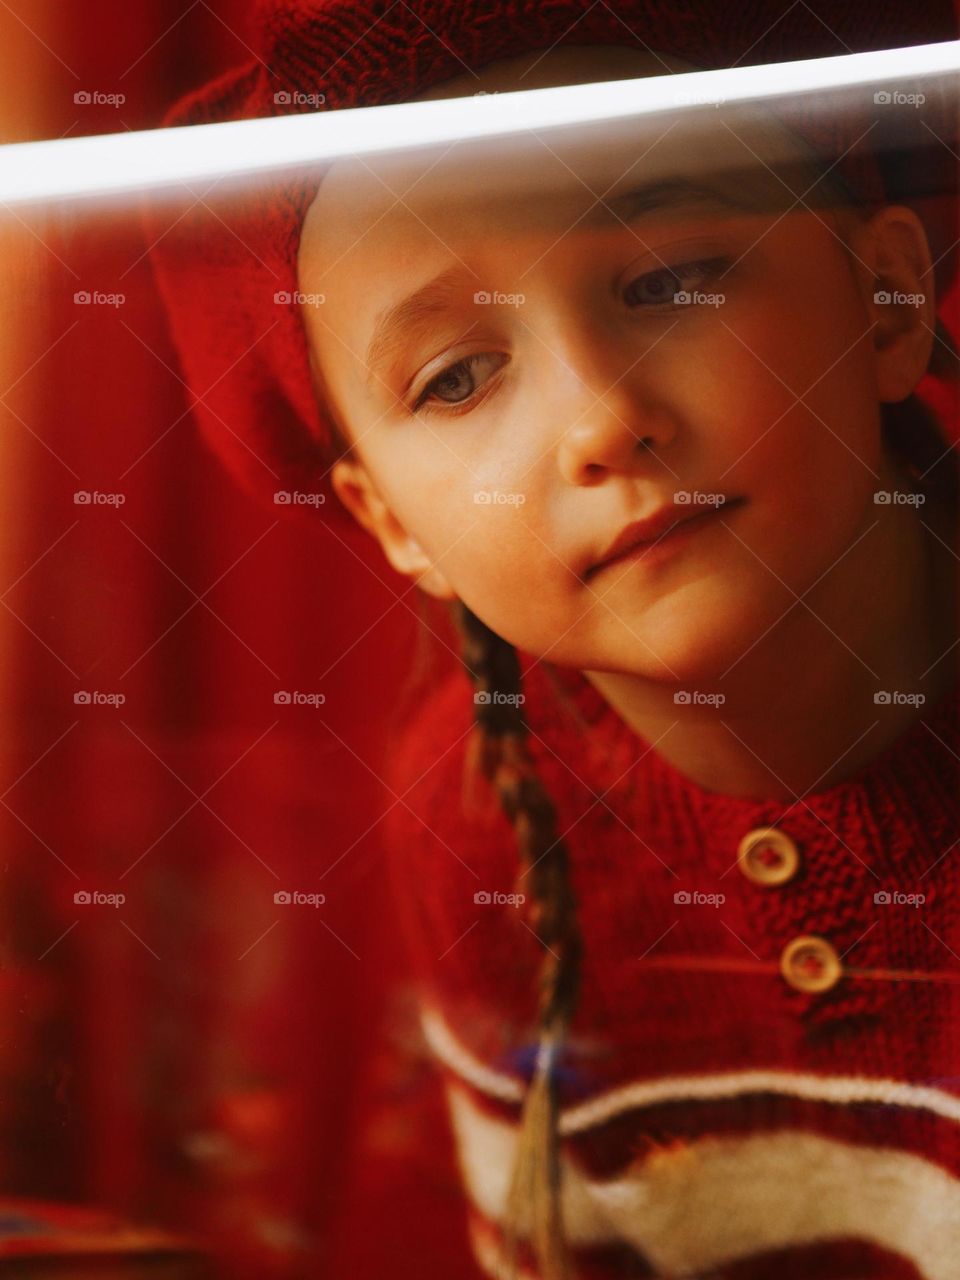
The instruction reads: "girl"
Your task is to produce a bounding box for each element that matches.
[147,2,960,1276]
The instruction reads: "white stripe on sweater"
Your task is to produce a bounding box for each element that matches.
[445,1080,960,1279]
[421,1004,960,1133]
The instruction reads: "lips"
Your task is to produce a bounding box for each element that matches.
[587,497,743,579]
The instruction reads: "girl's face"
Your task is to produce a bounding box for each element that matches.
[297,47,933,682]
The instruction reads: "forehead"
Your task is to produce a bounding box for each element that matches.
[295,47,822,394]
[301,104,808,270]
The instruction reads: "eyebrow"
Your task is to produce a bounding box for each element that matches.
[363,177,754,387]
[592,177,758,223]
[365,265,471,390]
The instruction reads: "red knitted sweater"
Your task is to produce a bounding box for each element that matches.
[383,649,960,1279]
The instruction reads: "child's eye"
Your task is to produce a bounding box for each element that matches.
[410,257,730,418]
[413,352,507,414]
[625,256,730,307]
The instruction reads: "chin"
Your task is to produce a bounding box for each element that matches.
[601,606,759,687]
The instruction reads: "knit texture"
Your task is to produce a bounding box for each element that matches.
[382,650,960,1277]
[143,0,959,519]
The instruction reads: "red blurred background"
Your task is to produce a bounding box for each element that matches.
[0,5,955,1279]
[0,4,478,1277]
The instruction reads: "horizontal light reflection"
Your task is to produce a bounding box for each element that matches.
[0,39,957,205]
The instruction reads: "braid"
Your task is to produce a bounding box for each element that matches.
[451,600,584,1280]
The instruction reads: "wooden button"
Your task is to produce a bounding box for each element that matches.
[780,935,843,994]
[738,827,800,887]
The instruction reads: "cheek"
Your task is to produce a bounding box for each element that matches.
[676,290,882,596]
[705,264,880,496]
[397,477,572,639]
[381,447,547,577]
[450,506,559,601]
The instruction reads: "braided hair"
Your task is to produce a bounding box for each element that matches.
[450,601,583,1280]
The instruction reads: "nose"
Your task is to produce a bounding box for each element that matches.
[555,384,675,483]
[555,372,677,486]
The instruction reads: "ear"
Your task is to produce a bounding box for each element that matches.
[330,456,458,601]
[848,205,936,403]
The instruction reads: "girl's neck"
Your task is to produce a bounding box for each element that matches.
[584,467,958,802]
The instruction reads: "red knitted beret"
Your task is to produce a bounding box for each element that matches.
[144,0,959,520]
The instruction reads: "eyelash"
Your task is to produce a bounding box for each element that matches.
[412,255,732,417]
